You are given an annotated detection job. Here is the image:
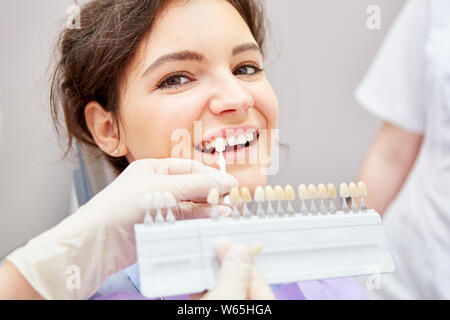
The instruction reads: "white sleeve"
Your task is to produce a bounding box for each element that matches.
[355,0,430,134]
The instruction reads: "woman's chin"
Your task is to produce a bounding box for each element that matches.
[226,164,267,192]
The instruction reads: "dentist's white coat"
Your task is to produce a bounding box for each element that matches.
[356,0,450,299]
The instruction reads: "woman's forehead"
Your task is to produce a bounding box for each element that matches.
[141,0,255,60]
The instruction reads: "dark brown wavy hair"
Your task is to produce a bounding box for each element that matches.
[50,0,266,174]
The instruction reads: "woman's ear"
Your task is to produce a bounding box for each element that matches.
[84,101,128,157]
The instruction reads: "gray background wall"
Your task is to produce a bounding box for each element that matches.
[0,0,406,258]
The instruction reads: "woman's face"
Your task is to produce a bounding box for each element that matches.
[115,0,278,190]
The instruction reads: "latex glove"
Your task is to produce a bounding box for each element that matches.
[6,158,237,300]
[194,238,275,300]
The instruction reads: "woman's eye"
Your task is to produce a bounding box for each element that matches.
[158,74,191,90]
[234,65,263,76]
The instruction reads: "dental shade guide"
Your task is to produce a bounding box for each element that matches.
[214,137,230,205]
[358,181,368,212]
[164,191,177,224]
[307,184,319,215]
[264,185,276,218]
[216,137,227,174]
[240,186,253,219]
[274,185,286,217]
[298,184,310,215]
[317,184,328,215]
[284,185,296,217]
[230,187,241,220]
[207,188,220,221]
[349,182,359,213]
[153,192,165,225]
[340,183,350,214]
[254,186,266,218]
[135,182,395,299]
[327,183,337,215]
[140,192,153,226]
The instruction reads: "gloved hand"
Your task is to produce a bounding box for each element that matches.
[6,158,238,300]
[194,238,275,300]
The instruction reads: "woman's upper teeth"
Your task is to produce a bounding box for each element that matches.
[207,131,255,151]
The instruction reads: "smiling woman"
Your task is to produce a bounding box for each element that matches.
[0,0,373,301]
[50,0,276,192]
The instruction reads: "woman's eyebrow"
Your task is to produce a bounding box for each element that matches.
[232,42,261,56]
[142,43,261,77]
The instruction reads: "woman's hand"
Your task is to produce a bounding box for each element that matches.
[5,158,238,300]
[192,238,275,300]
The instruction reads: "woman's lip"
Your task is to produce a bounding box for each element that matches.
[195,125,261,147]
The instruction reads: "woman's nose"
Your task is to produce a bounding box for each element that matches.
[207,74,254,116]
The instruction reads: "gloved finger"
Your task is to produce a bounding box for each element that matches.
[203,238,252,300]
[248,263,275,300]
[174,202,232,220]
[164,172,238,201]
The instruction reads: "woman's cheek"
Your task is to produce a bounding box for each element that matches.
[253,87,279,128]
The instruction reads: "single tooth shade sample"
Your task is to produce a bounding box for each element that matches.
[298,184,309,200]
[254,186,265,202]
[348,182,358,197]
[327,183,337,198]
[153,191,165,209]
[230,187,241,204]
[264,185,276,202]
[140,192,152,210]
[207,188,219,205]
[317,184,327,199]
[308,184,318,199]
[284,185,296,201]
[339,183,350,198]
[164,191,177,208]
[215,137,226,152]
[274,185,285,201]
[358,181,368,197]
[240,186,252,203]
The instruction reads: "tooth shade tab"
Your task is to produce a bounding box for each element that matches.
[298,184,310,200]
[230,187,241,204]
[317,184,327,199]
[207,188,219,205]
[254,186,265,202]
[140,192,152,210]
[274,185,285,201]
[153,192,165,209]
[348,183,358,197]
[358,181,368,197]
[284,185,296,201]
[339,183,350,198]
[327,183,337,199]
[215,137,226,152]
[240,186,252,203]
[307,184,318,199]
[164,191,177,208]
[264,185,276,202]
